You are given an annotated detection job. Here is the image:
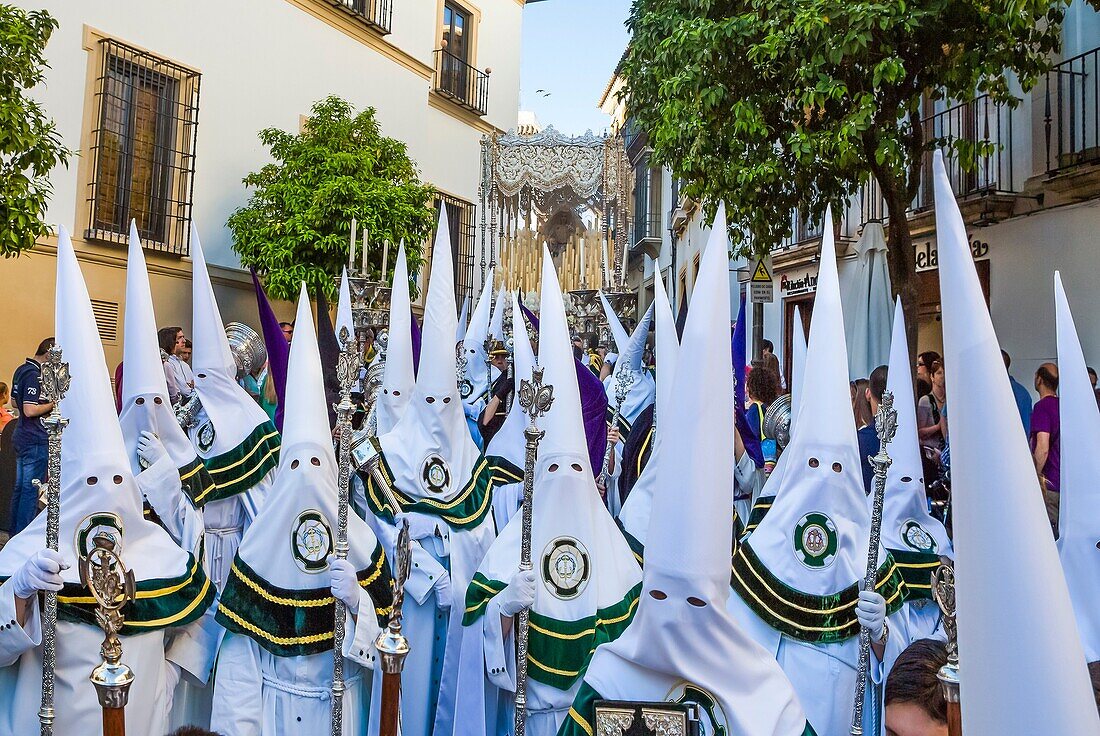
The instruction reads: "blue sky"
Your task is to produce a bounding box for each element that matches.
[519,0,632,135]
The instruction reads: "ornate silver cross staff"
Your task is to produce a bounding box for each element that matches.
[514,366,554,736]
[598,367,633,494]
[35,344,70,736]
[851,389,897,736]
[332,326,361,736]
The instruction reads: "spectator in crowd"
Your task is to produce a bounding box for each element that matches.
[9,338,55,535]
[746,359,781,440]
[280,320,294,344]
[1002,349,1032,435]
[917,359,947,449]
[0,382,13,430]
[853,377,874,432]
[885,638,949,736]
[180,338,193,365]
[158,326,193,404]
[571,334,584,361]
[1030,362,1061,535]
[916,350,941,399]
[761,338,783,388]
[363,326,377,364]
[857,365,888,494]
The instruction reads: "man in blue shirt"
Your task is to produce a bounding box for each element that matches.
[1002,350,1032,435]
[9,338,55,534]
[857,364,889,494]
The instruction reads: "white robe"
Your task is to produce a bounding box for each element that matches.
[0,579,203,736]
[210,594,382,736]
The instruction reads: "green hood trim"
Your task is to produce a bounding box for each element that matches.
[55,549,214,635]
[464,576,642,691]
[888,548,943,601]
[215,544,392,658]
[195,421,281,507]
[362,453,517,529]
[178,456,217,509]
[614,518,645,568]
[740,494,774,538]
[730,541,907,644]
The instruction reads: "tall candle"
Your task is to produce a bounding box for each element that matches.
[619,240,628,285]
[601,237,610,287]
[361,227,369,275]
[382,239,390,282]
[349,217,357,270]
[579,236,586,288]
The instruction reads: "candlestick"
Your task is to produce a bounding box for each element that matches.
[362,227,369,276]
[349,217,357,271]
[382,239,390,282]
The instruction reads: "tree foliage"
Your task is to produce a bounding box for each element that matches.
[0,5,71,257]
[621,0,1064,342]
[229,96,436,301]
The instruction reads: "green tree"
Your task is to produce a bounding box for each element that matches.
[620,0,1064,349]
[0,5,71,257]
[229,96,436,301]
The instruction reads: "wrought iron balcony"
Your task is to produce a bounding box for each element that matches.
[913,94,1020,209]
[630,213,662,258]
[323,0,391,34]
[1045,46,1100,172]
[434,50,489,116]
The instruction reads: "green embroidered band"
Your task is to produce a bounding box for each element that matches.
[196,421,281,507]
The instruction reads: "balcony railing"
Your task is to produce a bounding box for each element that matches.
[631,213,662,249]
[1045,46,1100,172]
[434,50,489,116]
[324,0,392,35]
[914,95,1019,209]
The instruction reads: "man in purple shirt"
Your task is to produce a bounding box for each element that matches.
[1030,362,1060,493]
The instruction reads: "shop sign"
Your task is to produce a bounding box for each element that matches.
[915,236,990,273]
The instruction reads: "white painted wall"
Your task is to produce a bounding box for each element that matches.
[14,0,523,268]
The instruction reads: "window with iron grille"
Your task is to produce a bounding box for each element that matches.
[437,193,476,307]
[86,39,200,255]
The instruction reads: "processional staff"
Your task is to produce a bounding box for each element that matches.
[932,563,962,736]
[82,534,136,736]
[35,345,70,736]
[332,326,362,736]
[514,366,555,736]
[598,367,633,496]
[375,520,412,736]
[850,389,898,736]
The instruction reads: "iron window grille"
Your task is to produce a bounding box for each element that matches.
[1045,46,1100,172]
[437,193,476,306]
[434,50,490,116]
[323,0,392,35]
[86,38,200,256]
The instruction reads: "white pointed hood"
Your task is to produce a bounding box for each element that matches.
[605,305,656,428]
[617,271,678,550]
[484,292,533,468]
[189,227,274,458]
[1055,272,1100,663]
[488,286,507,341]
[379,208,480,502]
[376,243,414,435]
[599,290,629,355]
[933,152,1099,733]
[0,227,205,598]
[461,268,494,405]
[456,294,470,343]
[744,207,886,595]
[335,267,354,347]
[217,286,388,654]
[119,221,200,475]
[468,248,641,684]
[584,204,810,735]
[881,299,951,559]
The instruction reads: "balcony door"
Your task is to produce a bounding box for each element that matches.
[442,2,470,99]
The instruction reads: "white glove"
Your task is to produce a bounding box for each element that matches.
[855,589,887,643]
[163,661,181,714]
[137,430,169,469]
[497,568,537,617]
[11,549,67,600]
[433,570,452,610]
[329,557,363,610]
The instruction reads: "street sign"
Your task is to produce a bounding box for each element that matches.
[751,281,774,303]
[751,257,772,283]
[750,257,773,303]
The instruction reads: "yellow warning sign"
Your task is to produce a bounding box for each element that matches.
[751,258,772,283]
